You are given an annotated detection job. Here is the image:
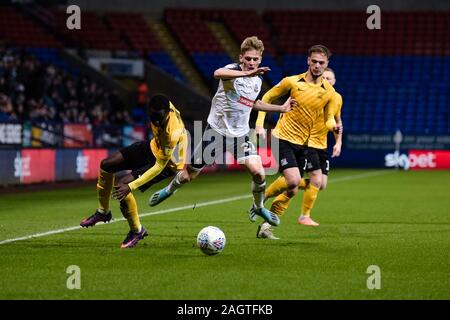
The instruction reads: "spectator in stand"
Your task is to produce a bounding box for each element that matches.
[0,94,15,121]
[0,46,134,126]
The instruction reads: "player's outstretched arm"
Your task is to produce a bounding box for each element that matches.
[253,97,296,113]
[213,67,270,80]
[112,157,170,201]
[255,77,291,139]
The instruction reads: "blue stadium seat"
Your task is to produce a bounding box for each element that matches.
[305,55,450,135]
[148,52,185,83]
[262,54,283,86]
[191,53,233,87]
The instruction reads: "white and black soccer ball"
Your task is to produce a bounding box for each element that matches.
[196,226,226,256]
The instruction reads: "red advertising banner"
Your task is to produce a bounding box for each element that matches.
[408,150,450,170]
[77,149,108,180]
[64,124,93,148]
[20,149,56,184]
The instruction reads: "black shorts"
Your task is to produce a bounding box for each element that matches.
[304,147,329,176]
[275,137,309,174]
[189,125,258,170]
[119,140,175,192]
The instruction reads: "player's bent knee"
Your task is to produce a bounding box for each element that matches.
[311,181,322,189]
[100,158,114,172]
[309,174,322,189]
[252,172,265,184]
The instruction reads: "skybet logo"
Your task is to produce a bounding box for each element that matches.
[385,150,450,170]
[14,152,31,178]
[76,152,89,177]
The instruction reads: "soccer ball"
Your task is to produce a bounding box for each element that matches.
[196,226,226,256]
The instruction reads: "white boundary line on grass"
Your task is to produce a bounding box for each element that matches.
[0,170,392,245]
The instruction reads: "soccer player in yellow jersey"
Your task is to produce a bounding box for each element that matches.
[300,67,343,194]
[254,68,343,237]
[250,45,340,239]
[80,94,187,248]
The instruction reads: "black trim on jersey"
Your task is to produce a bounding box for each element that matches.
[298,78,306,82]
[227,63,241,71]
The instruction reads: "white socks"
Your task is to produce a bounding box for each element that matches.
[252,180,266,209]
[168,171,184,194]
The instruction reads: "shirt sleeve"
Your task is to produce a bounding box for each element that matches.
[257,78,290,127]
[128,157,169,191]
[261,77,291,104]
[325,93,338,131]
[255,111,267,127]
[128,127,184,191]
[336,93,343,118]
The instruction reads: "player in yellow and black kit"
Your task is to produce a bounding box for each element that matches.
[249,45,340,239]
[255,68,343,235]
[80,94,187,248]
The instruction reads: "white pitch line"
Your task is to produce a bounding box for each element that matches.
[0,195,251,246]
[325,169,392,183]
[0,226,82,245]
[0,170,392,245]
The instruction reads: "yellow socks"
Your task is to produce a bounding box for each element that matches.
[299,178,310,190]
[120,193,142,233]
[270,193,293,217]
[97,168,115,213]
[301,184,320,217]
[265,176,311,200]
[265,176,319,217]
[265,176,288,200]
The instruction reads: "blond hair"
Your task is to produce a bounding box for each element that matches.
[240,36,264,55]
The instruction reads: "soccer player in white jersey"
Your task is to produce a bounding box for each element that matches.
[149,36,296,226]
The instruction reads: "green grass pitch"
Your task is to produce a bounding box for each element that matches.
[0,169,449,299]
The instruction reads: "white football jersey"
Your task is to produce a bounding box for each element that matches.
[207,63,262,137]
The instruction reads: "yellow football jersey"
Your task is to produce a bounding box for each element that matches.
[261,72,338,145]
[308,91,343,149]
[150,102,187,171]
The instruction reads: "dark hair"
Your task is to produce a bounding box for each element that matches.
[148,94,170,112]
[308,45,331,59]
